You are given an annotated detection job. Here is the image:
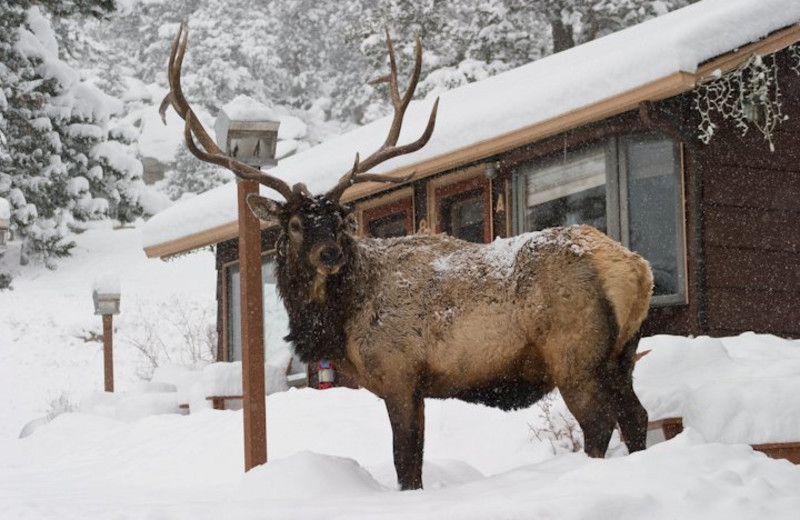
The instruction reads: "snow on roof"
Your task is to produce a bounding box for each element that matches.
[142,0,800,254]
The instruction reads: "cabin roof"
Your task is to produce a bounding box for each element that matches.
[143,0,800,259]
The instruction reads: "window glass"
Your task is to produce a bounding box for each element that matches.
[521,147,607,232]
[227,264,241,361]
[626,138,682,297]
[515,136,685,305]
[441,189,485,243]
[226,257,304,375]
[368,211,409,238]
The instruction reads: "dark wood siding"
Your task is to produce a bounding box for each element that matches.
[696,48,800,337]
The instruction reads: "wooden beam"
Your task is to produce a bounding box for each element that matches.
[238,179,267,471]
[102,314,114,392]
[647,417,684,441]
[751,441,800,464]
[144,221,239,259]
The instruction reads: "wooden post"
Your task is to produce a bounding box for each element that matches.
[102,314,114,392]
[238,179,267,471]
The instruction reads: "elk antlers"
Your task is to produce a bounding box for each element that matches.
[162,24,438,203]
[327,28,439,202]
[160,24,295,201]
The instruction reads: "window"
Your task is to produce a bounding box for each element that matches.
[225,255,306,376]
[359,189,414,238]
[368,212,408,238]
[441,188,486,242]
[622,138,684,300]
[514,135,685,305]
[430,171,492,243]
[521,146,608,233]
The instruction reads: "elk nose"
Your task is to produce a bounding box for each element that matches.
[319,245,343,267]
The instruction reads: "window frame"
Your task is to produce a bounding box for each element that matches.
[513,134,687,307]
[221,247,283,362]
[618,135,688,306]
[428,166,493,243]
[357,187,415,238]
[512,142,614,237]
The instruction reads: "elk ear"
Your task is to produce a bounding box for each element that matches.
[246,194,284,225]
[343,209,358,234]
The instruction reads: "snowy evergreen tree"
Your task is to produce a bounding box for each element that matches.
[0,1,74,265]
[0,1,146,270]
[529,0,696,53]
[160,146,232,201]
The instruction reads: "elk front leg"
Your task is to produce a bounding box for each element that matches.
[384,392,425,490]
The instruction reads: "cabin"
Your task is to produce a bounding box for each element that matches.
[143,0,800,385]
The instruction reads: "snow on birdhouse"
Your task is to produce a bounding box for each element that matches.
[214,96,280,168]
[92,272,121,315]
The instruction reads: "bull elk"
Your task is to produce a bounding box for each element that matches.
[162,25,653,490]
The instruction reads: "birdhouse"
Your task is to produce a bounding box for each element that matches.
[215,96,281,168]
[92,273,121,316]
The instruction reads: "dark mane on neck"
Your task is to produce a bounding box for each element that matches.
[275,233,362,363]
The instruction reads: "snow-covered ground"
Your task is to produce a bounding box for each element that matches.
[1,224,800,519]
[0,221,216,439]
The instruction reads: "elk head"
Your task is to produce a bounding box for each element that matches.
[161,24,438,300]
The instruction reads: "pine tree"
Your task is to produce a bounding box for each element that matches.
[0,1,146,270]
[160,146,232,201]
[530,0,696,53]
[0,1,75,266]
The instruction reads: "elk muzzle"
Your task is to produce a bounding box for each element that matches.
[310,243,344,275]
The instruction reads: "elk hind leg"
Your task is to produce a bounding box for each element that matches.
[608,335,648,452]
[560,379,617,458]
[558,297,619,457]
[611,379,648,452]
[384,391,425,490]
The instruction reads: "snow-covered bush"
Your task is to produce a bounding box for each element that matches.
[46,391,77,422]
[122,296,218,380]
[528,391,583,454]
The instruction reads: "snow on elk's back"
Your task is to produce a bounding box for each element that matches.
[428,226,588,279]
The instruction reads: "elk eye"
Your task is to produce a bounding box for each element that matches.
[289,221,302,233]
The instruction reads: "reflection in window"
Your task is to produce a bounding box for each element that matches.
[362,194,413,238]
[368,212,409,238]
[441,189,485,243]
[626,139,681,296]
[226,257,305,376]
[521,147,607,232]
[528,185,606,231]
[515,136,685,305]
